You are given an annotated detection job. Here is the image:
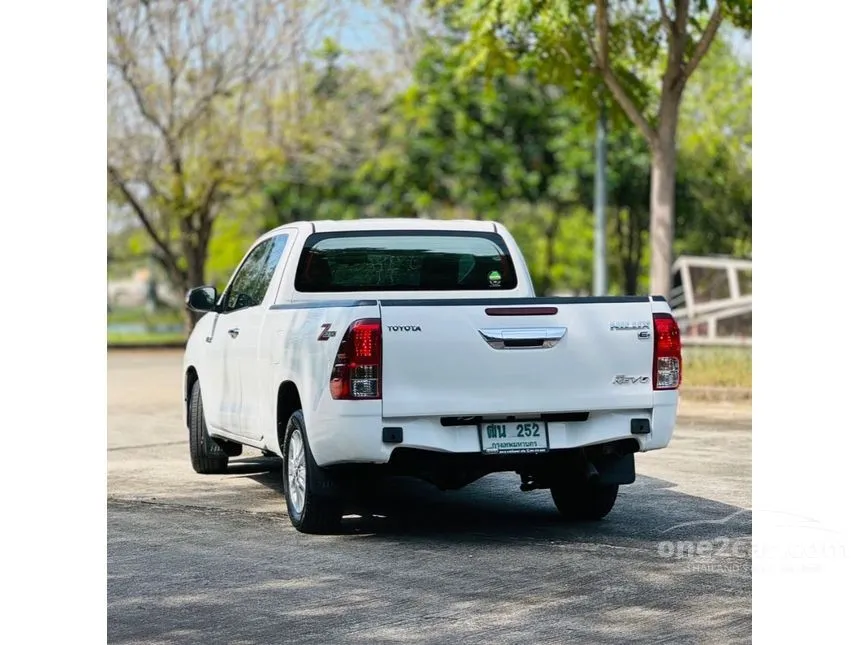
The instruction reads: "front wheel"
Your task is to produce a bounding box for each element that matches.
[188,380,229,474]
[550,480,619,521]
[282,410,343,534]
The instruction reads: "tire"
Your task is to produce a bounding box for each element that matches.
[188,380,229,475]
[282,410,343,534]
[550,480,619,521]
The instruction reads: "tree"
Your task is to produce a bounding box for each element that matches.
[368,40,675,295]
[263,30,751,297]
[367,45,575,219]
[441,0,752,297]
[107,0,328,327]
[362,42,594,293]
[676,35,752,258]
[262,40,390,228]
[358,0,446,78]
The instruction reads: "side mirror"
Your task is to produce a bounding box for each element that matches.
[186,286,218,313]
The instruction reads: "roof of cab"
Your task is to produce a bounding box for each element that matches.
[271,218,498,235]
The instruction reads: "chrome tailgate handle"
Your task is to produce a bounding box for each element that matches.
[478,327,567,349]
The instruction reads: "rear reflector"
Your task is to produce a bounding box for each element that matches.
[652,313,682,390]
[330,318,382,399]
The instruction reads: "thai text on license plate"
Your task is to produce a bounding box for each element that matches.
[479,421,549,454]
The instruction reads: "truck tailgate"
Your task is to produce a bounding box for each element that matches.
[380,298,655,418]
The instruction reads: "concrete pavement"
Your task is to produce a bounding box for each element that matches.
[107,350,752,644]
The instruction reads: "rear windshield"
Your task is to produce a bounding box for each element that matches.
[294,231,518,292]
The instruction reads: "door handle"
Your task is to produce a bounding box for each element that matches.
[228,328,240,339]
[478,327,567,349]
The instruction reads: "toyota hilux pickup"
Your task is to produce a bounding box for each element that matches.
[183,218,681,533]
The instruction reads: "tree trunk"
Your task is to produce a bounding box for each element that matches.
[628,209,645,296]
[623,235,640,297]
[183,248,208,335]
[648,131,679,299]
[543,209,563,296]
[615,207,642,296]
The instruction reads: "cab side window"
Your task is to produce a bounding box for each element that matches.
[224,240,272,313]
[223,235,289,313]
[263,235,288,291]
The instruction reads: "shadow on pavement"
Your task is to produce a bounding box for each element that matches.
[223,455,281,477]
[108,473,752,645]
[232,461,751,546]
[345,474,750,546]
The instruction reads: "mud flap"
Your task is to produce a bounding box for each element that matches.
[593,452,636,485]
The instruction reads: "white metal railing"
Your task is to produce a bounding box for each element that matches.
[670,255,752,347]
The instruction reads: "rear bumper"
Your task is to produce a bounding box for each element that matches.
[306,391,678,467]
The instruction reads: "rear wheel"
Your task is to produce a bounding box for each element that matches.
[550,480,619,521]
[283,410,343,534]
[188,380,229,474]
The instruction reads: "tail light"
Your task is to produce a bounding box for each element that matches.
[653,313,682,390]
[330,318,382,400]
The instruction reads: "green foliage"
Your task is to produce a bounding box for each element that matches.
[205,210,263,292]
[441,0,751,126]
[260,31,750,295]
[553,116,653,294]
[721,0,753,31]
[437,0,753,295]
[107,331,187,347]
[365,43,585,217]
[108,307,184,326]
[676,37,752,257]
[439,0,653,120]
[107,0,311,313]
[109,6,751,305]
[261,48,389,228]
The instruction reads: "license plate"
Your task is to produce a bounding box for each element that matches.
[479,421,549,454]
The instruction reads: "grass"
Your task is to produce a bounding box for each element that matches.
[107,331,187,346]
[107,307,186,346]
[682,346,752,389]
[107,307,185,326]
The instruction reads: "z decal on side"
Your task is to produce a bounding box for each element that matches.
[318,323,337,341]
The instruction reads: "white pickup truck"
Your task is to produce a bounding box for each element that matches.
[183,218,681,533]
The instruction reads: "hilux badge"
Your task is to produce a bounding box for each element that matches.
[610,321,650,331]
